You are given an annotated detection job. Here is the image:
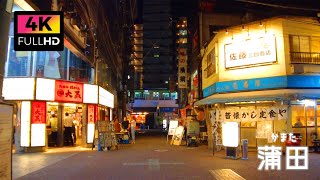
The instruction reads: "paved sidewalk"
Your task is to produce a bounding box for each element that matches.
[13,146,90,179]
[13,133,320,180]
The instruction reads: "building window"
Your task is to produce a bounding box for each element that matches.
[290,35,320,64]
[179,38,187,44]
[154,54,160,58]
[179,30,187,36]
[153,92,159,99]
[35,48,68,79]
[205,48,216,78]
[143,91,150,99]
[5,37,33,77]
[134,92,141,99]
[69,52,92,83]
[162,92,169,100]
[171,92,177,100]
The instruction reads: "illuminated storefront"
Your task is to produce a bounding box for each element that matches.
[196,16,320,148]
[2,78,114,151]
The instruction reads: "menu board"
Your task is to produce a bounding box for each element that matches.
[168,120,178,135]
[171,126,185,146]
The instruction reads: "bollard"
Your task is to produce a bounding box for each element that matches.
[241,139,248,160]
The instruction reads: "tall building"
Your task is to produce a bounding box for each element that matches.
[132,24,144,90]
[142,0,174,90]
[127,0,179,128]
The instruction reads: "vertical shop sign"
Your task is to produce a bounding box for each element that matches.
[87,104,96,143]
[31,101,46,124]
[178,48,187,88]
[31,101,46,146]
[180,109,187,125]
[88,104,95,124]
[55,80,83,103]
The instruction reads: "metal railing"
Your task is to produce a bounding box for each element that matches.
[290,52,320,64]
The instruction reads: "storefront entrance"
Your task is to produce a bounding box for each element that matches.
[47,102,83,147]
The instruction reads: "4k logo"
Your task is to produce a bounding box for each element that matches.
[14,11,64,51]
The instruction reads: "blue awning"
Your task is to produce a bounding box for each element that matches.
[194,89,320,106]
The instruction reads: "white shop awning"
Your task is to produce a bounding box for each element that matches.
[194,89,320,106]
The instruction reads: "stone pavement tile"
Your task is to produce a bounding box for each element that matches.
[13,146,90,179]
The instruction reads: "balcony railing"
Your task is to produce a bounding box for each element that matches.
[290,52,320,64]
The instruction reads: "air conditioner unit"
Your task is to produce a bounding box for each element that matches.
[292,64,304,74]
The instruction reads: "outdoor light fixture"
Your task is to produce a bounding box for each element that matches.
[259,21,263,27]
[242,25,245,31]
[225,29,228,34]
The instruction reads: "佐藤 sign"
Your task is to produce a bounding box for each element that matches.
[55,80,83,103]
[31,101,46,124]
[225,35,277,68]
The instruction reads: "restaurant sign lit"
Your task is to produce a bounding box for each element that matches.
[87,104,96,124]
[55,80,83,103]
[31,101,46,124]
[225,35,277,68]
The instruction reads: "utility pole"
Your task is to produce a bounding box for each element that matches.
[0,0,13,101]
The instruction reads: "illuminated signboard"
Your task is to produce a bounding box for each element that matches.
[3,78,35,100]
[36,78,55,101]
[225,35,276,68]
[29,101,46,147]
[99,87,114,108]
[31,124,46,147]
[87,104,97,143]
[55,80,83,103]
[87,104,96,124]
[21,101,31,147]
[31,101,46,124]
[83,84,98,104]
[222,122,239,147]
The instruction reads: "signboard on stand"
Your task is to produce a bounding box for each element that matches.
[171,126,185,146]
[168,120,179,135]
[0,104,13,180]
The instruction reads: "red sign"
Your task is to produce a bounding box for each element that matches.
[55,80,83,103]
[193,74,198,87]
[31,101,46,124]
[88,104,95,124]
[180,109,186,119]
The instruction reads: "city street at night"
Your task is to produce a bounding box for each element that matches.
[1,0,320,180]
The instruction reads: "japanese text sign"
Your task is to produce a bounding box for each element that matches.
[31,101,46,124]
[55,80,83,103]
[225,35,276,68]
[215,106,288,122]
[87,104,95,124]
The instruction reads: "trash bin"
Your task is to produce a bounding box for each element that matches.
[241,139,248,160]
